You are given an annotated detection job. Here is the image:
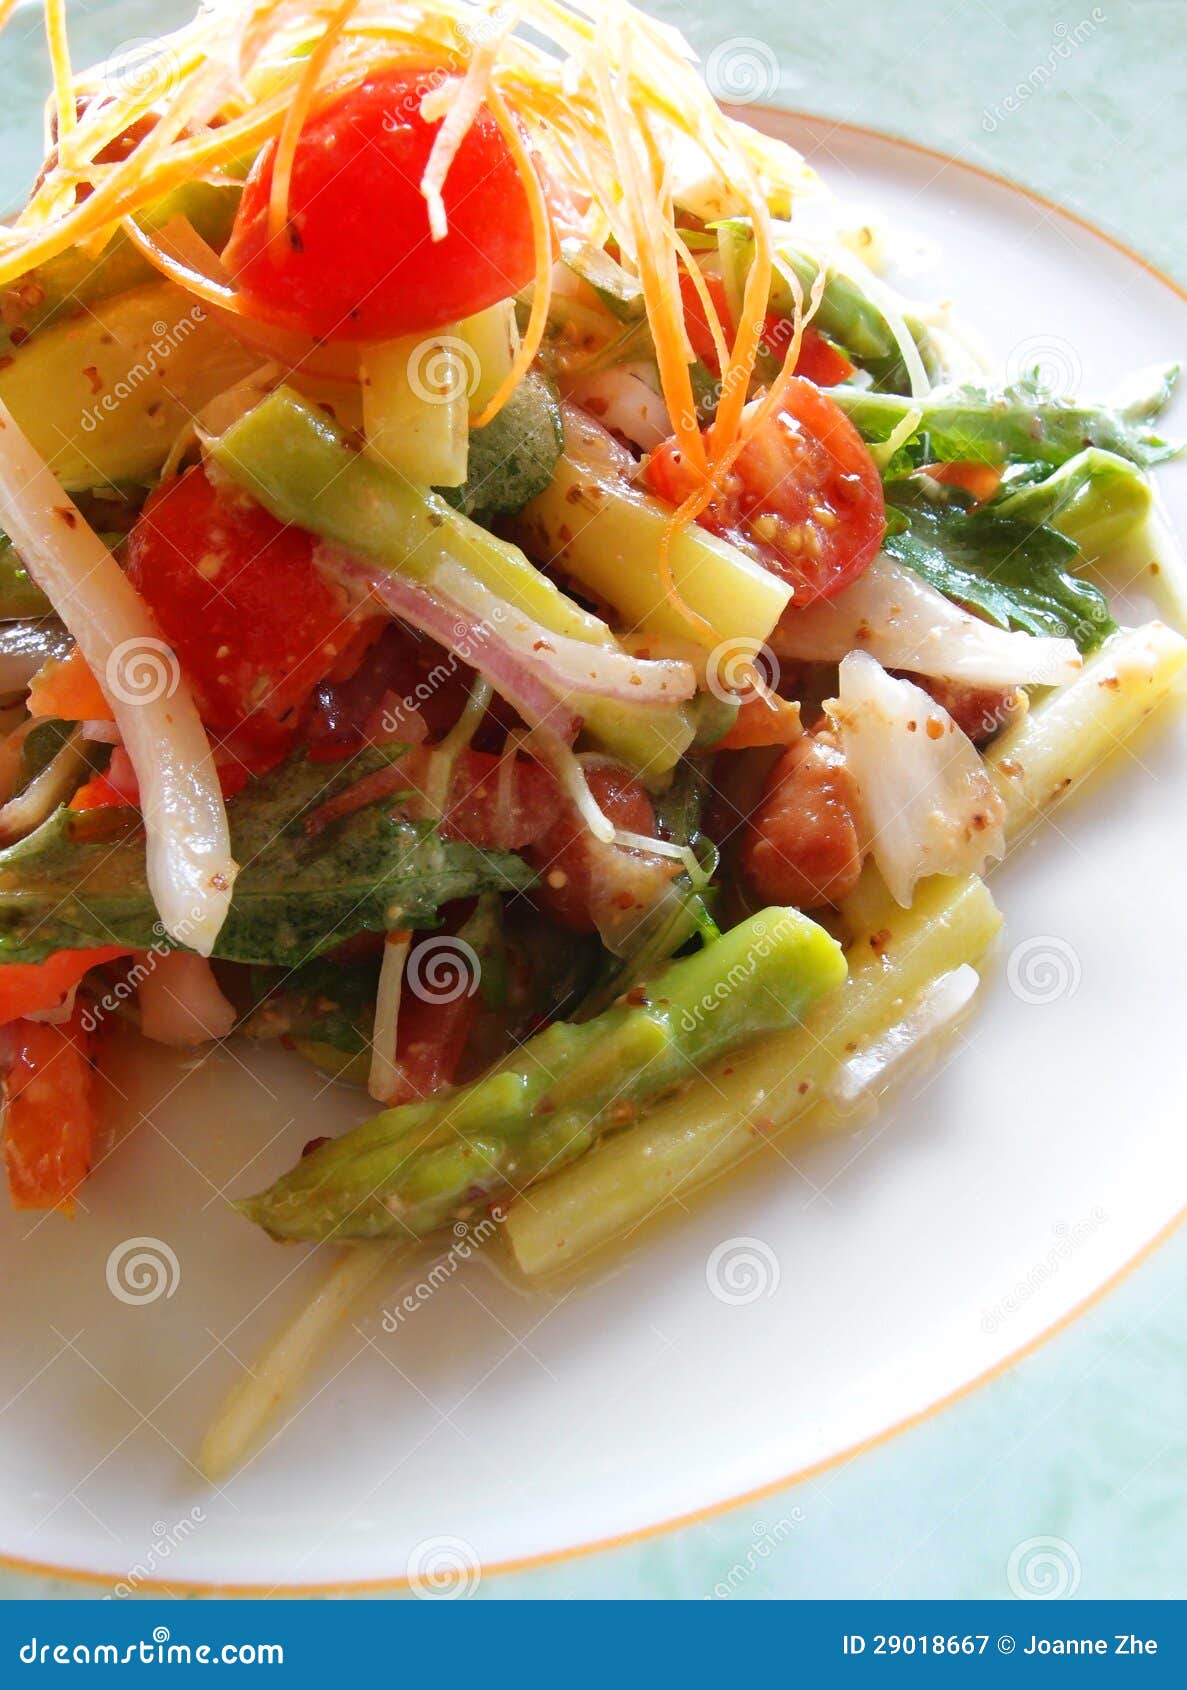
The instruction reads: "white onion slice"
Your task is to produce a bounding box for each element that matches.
[829,964,980,1111]
[775,555,1082,689]
[563,364,674,451]
[138,953,236,1046]
[828,651,1006,907]
[0,400,236,952]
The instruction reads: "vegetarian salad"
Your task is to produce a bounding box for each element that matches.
[0,0,1184,1461]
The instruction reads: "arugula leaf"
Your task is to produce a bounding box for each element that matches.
[884,493,1116,652]
[832,370,1183,470]
[0,748,535,965]
[438,372,562,519]
[244,956,381,1054]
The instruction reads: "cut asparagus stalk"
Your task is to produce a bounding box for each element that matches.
[236,907,847,1243]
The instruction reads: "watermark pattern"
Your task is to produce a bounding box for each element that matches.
[109,1508,207,1599]
[105,1237,180,1306]
[100,38,182,105]
[406,936,481,1004]
[981,1208,1107,1334]
[1007,1535,1082,1599]
[80,304,207,434]
[105,637,181,708]
[1006,935,1082,1005]
[705,1236,781,1305]
[381,1216,500,1331]
[406,334,481,405]
[705,636,780,705]
[406,1534,482,1598]
[1006,334,1084,399]
[982,11,1106,132]
[709,1512,804,1597]
[379,609,504,736]
[705,37,780,105]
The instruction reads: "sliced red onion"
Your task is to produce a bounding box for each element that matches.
[322,547,581,747]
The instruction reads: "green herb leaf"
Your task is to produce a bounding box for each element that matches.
[885,493,1116,652]
[0,748,535,965]
[438,372,563,519]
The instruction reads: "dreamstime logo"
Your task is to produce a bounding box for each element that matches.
[1007,1535,1082,1599]
[709,1513,804,1597]
[705,636,780,705]
[109,1508,207,1599]
[705,37,780,105]
[406,335,481,404]
[980,1207,1107,1334]
[79,304,206,433]
[105,637,180,707]
[406,1534,481,1599]
[1006,334,1084,399]
[105,1237,180,1306]
[101,38,182,104]
[380,610,503,735]
[705,1237,781,1305]
[405,937,481,1005]
[982,11,1106,132]
[381,1216,501,1331]
[1006,935,1082,1005]
[680,910,798,1033]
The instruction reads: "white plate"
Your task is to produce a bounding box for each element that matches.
[2,111,1186,1594]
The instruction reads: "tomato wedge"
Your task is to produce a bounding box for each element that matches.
[224,66,537,341]
[3,1012,97,1212]
[0,947,132,1025]
[645,380,885,604]
[126,466,351,762]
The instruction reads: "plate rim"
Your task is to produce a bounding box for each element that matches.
[4,105,1186,1598]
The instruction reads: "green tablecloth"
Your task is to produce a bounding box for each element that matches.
[0,0,1183,1600]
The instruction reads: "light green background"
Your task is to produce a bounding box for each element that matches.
[1,0,1184,1600]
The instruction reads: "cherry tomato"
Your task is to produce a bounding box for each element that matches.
[126,466,351,762]
[645,380,885,604]
[223,66,537,341]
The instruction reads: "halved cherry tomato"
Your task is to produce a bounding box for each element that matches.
[645,380,885,604]
[922,460,1003,507]
[3,1011,97,1211]
[224,66,537,341]
[0,947,133,1025]
[126,466,351,762]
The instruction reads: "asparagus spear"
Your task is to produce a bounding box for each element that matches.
[211,389,693,774]
[236,906,847,1242]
